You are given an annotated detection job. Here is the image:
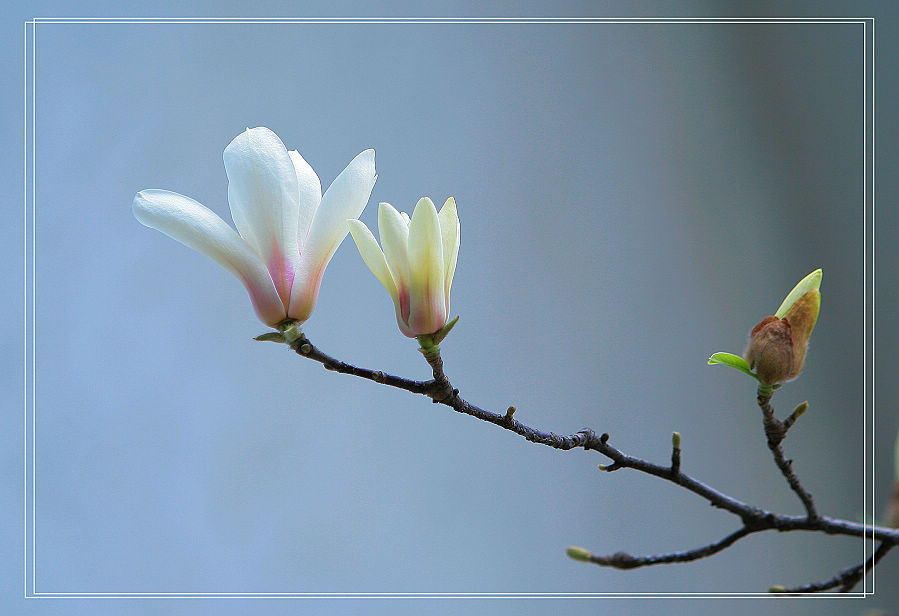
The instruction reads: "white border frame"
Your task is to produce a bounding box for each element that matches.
[23,15,876,600]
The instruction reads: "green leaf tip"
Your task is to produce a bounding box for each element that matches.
[768,585,786,594]
[566,546,592,562]
[774,268,822,319]
[432,315,459,345]
[254,332,286,343]
[672,432,682,449]
[707,352,761,382]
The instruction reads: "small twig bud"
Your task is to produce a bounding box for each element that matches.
[299,343,313,355]
[768,585,786,593]
[566,546,592,562]
[783,401,808,432]
[671,432,682,475]
[504,406,516,422]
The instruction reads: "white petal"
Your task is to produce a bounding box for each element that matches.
[347,219,398,301]
[289,149,376,317]
[299,149,377,269]
[133,189,285,325]
[288,149,322,249]
[377,202,411,294]
[437,197,460,315]
[223,127,300,301]
[407,197,446,334]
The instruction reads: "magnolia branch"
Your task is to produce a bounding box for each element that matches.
[757,394,818,520]
[276,329,898,593]
[772,541,892,594]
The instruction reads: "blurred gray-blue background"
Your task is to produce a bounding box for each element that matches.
[4,1,897,615]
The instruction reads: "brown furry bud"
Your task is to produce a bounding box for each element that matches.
[745,316,794,385]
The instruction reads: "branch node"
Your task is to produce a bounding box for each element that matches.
[577,429,596,449]
[600,433,610,444]
[299,343,313,355]
[603,551,640,569]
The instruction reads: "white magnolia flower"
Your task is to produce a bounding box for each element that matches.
[348,197,460,338]
[133,127,376,326]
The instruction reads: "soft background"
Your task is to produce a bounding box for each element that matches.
[3,1,897,615]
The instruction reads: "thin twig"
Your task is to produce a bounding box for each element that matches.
[590,527,753,569]
[291,335,433,395]
[775,541,893,594]
[757,394,819,520]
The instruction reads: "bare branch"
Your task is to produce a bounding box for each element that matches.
[280,329,899,592]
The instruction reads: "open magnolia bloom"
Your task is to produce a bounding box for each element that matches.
[348,197,460,338]
[744,269,822,385]
[133,127,376,326]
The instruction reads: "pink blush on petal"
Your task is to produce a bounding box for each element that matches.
[238,272,287,326]
[267,249,296,308]
[397,284,411,324]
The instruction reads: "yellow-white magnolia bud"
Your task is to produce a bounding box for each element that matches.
[348,197,460,338]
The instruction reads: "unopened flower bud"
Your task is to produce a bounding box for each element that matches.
[348,197,460,338]
[744,270,821,385]
[745,316,794,385]
[566,546,592,562]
